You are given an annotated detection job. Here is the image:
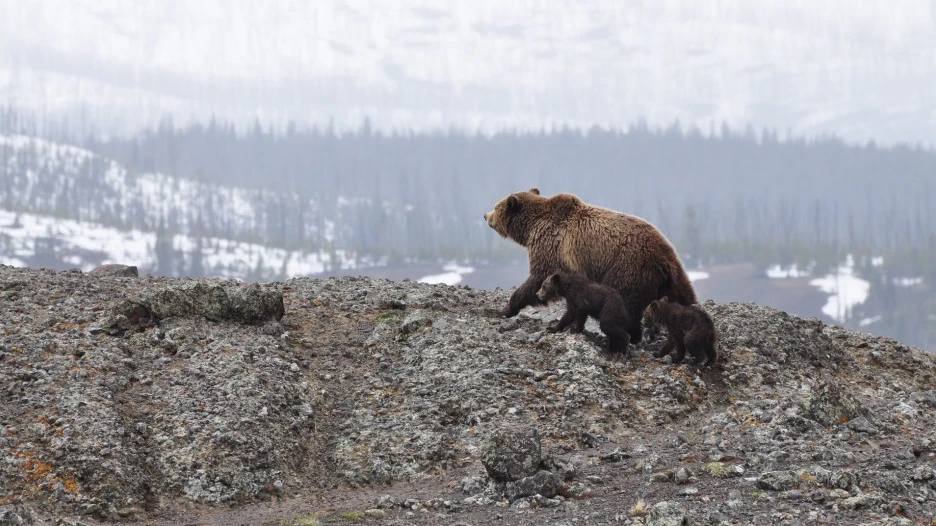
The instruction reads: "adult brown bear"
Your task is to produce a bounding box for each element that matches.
[483,188,696,343]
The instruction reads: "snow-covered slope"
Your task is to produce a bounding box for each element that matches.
[0,134,322,242]
[0,208,363,279]
[1,1,933,145]
[0,133,406,278]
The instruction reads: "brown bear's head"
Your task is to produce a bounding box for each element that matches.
[483,188,545,245]
[641,295,671,327]
[536,273,563,303]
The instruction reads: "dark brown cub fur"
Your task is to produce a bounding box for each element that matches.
[642,296,718,367]
[536,272,631,354]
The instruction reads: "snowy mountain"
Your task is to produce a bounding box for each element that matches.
[1,1,934,145]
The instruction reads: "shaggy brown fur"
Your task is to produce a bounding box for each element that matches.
[536,272,631,354]
[483,188,696,343]
[642,296,718,367]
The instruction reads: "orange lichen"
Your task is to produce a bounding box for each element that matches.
[61,476,79,494]
[18,452,55,481]
[12,450,80,496]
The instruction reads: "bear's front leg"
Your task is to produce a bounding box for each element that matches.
[653,339,675,359]
[503,274,546,317]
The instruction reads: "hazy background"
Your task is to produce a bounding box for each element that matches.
[0,1,934,349]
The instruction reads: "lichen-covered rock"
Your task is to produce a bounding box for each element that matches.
[757,470,797,491]
[829,470,862,491]
[89,264,139,277]
[800,381,863,428]
[846,416,876,433]
[0,267,307,519]
[141,281,285,323]
[0,507,34,526]
[541,456,576,481]
[482,427,542,482]
[647,501,687,526]
[503,470,563,502]
[841,492,885,511]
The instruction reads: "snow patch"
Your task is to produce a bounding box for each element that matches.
[809,254,870,323]
[894,277,922,287]
[418,262,475,286]
[766,264,811,279]
[687,270,709,282]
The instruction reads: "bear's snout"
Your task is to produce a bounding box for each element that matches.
[484,210,497,228]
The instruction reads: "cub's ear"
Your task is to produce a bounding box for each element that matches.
[528,187,540,195]
[660,296,670,302]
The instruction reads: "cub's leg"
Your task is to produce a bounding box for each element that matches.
[548,307,578,333]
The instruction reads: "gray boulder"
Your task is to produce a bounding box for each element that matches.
[504,470,563,502]
[757,470,797,491]
[89,264,139,277]
[112,281,285,329]
[647,501,687,526]
[482,426,542,482]
[0,507,34,526]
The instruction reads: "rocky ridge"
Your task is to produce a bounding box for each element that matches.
[0,265,935,525]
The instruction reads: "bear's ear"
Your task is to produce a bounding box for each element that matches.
[506,194,522,211]
[528,187,540,195]
[660,296,670,302]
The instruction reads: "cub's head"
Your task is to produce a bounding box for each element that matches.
[483,188,543,244]
[536,273,563,303]
[642,296,671,327]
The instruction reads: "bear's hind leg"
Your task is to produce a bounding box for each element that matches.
[622,296,649,344]
[686,327,716,367]
[702,343,717,367]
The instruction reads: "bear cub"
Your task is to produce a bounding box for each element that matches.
[536,272,632,354]
[642,297,718,367]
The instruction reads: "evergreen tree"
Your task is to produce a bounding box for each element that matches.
[154,219,178,277]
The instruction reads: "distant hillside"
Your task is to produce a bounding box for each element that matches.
[0,135,384,277]
[0,135,324,244]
